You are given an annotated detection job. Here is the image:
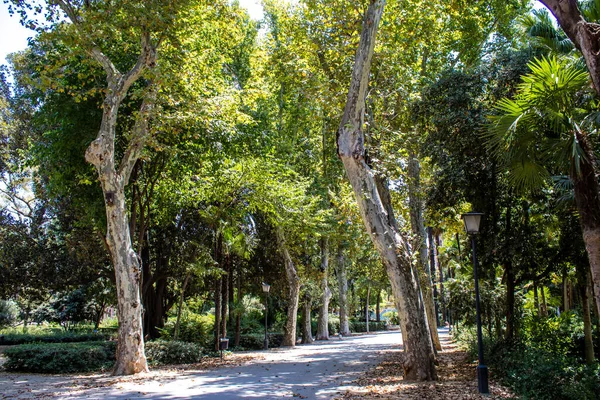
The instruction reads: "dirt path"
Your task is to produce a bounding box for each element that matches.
[0,331,403,399]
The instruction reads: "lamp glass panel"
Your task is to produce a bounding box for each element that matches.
[262,282,271,293]
[463,214,482,234]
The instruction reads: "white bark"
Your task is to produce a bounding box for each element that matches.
[277,227,300,347]
[316,238,331,340]
[336,0,436,380]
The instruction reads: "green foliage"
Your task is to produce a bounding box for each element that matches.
[3,341,116,373]
[235,333,284,350]
[0,300,18,328]
[460,313,600,400]
[0,330,109,346]
[349,321,387,333]
[161,312,214,347]
[144,340,204,366]
[382,310,399,325]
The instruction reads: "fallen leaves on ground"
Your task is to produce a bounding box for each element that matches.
[338,337,515,400]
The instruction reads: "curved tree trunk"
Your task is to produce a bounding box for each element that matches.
[577,265,595,364]
[407,153,442,351]
[316,238,331,340]
[277,227,300,347]
[336,245,351,336]
[336,0,436,380]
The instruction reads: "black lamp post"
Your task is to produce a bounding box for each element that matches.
[262,282,270,350]
[461,212,489,395]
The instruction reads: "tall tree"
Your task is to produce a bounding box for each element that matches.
[336,0,436,380]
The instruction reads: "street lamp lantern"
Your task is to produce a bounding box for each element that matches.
[461,212,484,234]
[262,282,271,293]
[262,282,270,350]
[461,212,489,395]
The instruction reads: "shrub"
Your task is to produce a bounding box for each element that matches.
[145,341,204,365]
[0,331,109,345]
[161,312,214,347]
[3,341,116,373]
[350,321,386,333]
[0,300,18,328]
[236,333,284,350]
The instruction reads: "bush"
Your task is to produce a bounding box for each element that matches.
[0,300,18,328]
[161,312,214,347]
[458,313,600,400]
[3,341,116,373]
[145,341,203,365]
[236,333,284,350]
[350,321,386,333]
[0,331,109,345]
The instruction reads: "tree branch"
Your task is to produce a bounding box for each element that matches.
[118,83,158,183]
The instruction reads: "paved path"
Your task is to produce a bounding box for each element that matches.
[0,331,406,399]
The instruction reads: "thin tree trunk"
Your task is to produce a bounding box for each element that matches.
[435,233,447,324]
[365,286,371,333]
[427,227,440,327]
[407,153,441,350]
[577,265,595,364]
[221,256,229,339]
[376,290,381,322]
[336,246,351,336]
[563,267,570,312]
[540,284,548,318]
[337,0,435,379]
[301,295,314,344]
[214,277,222,351]
[533,281,540,318]
[277,227,300,347]
[316,237,331,340]
[174,274,191,341]
[235,264,242,347]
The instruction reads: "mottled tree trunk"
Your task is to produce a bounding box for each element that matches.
[407,153,442,351]
[365,286,371,333]
[336,246,351,336]
[435,233,447,324]
[277,227,300,347]
[316,238,331,340]
[301,295,314,344]
[214,277,222,351]
[235,265,242,347]
[336,0,436,380]
[376,290,381,322]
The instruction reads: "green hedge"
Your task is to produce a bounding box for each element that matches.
[350,321,387,333]
[235,333,284,350]
[0,332,110,346]
[3,341,116,373]
[145,341,203,365]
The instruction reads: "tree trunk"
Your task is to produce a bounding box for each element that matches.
[563,267,570,312]
[214,277,222,351]
[540,0,600,96]
[407,153,442,350]
[316,237,331,340]
[435,233,447,324]
[533,281,540,318]
[221,257,229,339]
[505,261,516,341]
[277,227,300,347]
[173,274,191,341]
[235,264,242,347]
[336,245,351,336]
[427,227,440,328]
[365,285,371,333]
[301,295,314,344]
[540,284,548,318]
[568,129,600,316]
[577,265,595,364]
[376,290,381,322]
[336,0,436,380]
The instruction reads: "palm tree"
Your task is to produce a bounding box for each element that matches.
[486,55,600,319]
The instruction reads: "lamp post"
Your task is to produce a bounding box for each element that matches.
[461,212,489,395]
[262,282,271,350]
